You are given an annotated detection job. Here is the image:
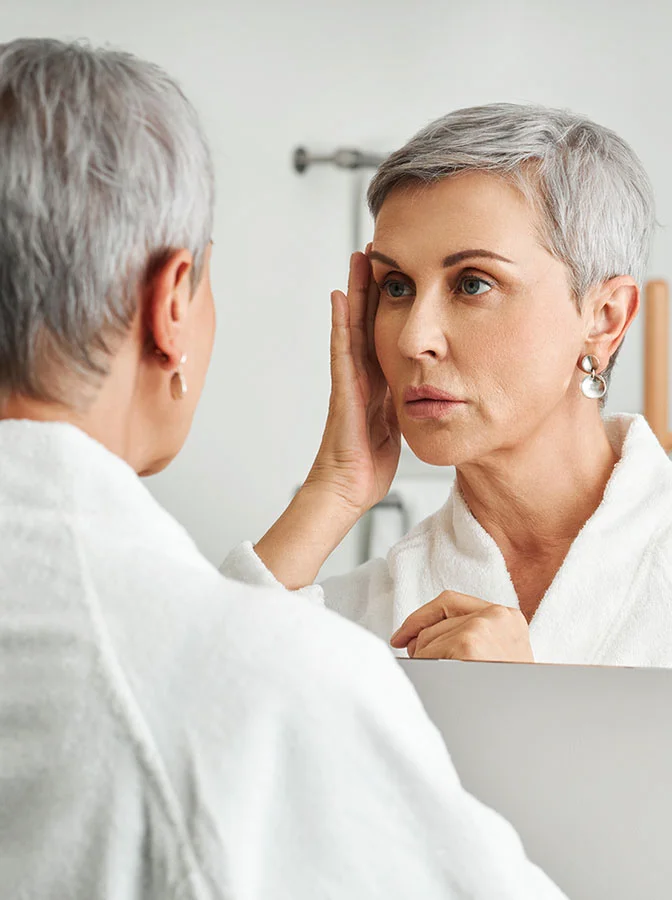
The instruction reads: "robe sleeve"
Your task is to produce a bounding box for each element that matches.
[220,540,396,640]
[220,540,327,606]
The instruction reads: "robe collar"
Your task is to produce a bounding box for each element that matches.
[432,415,672,663]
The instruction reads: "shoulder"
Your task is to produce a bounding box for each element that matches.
[92,546,403,723]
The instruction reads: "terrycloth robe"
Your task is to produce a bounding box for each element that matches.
[0,419,564,899]
[223,414,672,666]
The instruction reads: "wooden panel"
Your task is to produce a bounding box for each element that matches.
[644,280,672,451]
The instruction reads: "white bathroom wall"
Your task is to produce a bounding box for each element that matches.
[3,0,672,572]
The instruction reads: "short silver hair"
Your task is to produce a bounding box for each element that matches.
[368,103,655,386]
[0,38,214,404]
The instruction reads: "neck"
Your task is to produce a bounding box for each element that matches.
[457,403,618,558]
[0,391,137,460]
[0,340,146,471]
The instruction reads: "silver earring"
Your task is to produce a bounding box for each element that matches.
[579,354,606,400]
[170,354,188,400]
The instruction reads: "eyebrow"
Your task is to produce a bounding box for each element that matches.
[368,249,515,268]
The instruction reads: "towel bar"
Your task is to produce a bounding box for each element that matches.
[293,147,386,174]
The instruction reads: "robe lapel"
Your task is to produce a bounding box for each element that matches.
[530,415,672,663]
[391,414,672,665]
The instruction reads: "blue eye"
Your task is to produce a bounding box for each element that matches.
[459,275,492,296]
[383,279,413,299]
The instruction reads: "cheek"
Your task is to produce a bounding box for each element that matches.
[474,299,582,407]
[516,299,580,369]
[205,293,216,354]
[189,291,216,393]
[199,292,216,358]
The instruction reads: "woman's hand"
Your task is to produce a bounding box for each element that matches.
[390,591,534,663]
[252,251,401,590]
[303,250,401,516]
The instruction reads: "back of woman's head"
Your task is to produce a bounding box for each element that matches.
[0,38,214,405]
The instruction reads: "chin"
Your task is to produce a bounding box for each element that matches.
[401,425,474,468]
[138,455,174,477]
[138,420,193,477]
[138,440,184,477]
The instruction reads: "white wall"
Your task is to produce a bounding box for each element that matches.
[4,0,672,571]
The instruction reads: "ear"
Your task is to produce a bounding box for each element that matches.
[144,249,194,368]
[583,275,639,369]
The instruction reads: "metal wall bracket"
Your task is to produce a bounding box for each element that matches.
[293,146,386,174]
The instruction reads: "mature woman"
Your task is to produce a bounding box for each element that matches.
[224,103,672,667]
[0,39,566,900]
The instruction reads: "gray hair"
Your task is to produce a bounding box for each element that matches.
[0,38,214,405]
[368,103,655,386]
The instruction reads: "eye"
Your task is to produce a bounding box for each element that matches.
[458,275,492,297]
[382,279,414,300]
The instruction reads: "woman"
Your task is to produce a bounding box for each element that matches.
[0,39,566,900]
[223,103,672,666]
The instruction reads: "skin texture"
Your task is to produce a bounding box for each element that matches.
[371,174,637,648]
[0,244,216,476]
[256,171,639,662]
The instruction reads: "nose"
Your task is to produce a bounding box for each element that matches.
[396,290,449,362]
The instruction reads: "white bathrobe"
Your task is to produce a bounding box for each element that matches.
[223,414,672,667]
[0,419,564,899]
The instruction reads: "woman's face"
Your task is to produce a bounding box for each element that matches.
[371,172,589,468]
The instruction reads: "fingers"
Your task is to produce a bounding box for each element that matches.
[407,619,478,661]
[390,591,491,648]
[329,290,359,407]
[412,632,474,661]
[409,611,481,657]
[346,252,372,377]
[365,266,380,363]
[409,605,533,662]
[359,243,381,364]
[412,624,532,663]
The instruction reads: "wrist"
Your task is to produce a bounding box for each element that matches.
[294,481,365,531]
[252,483,365,591]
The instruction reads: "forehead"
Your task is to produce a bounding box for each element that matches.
[372,171,545,262]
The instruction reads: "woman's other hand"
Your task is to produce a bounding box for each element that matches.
[390,591,534,662]
[303,250,401,515]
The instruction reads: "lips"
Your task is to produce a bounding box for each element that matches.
[403,385,463,403]
[402,384,466,421]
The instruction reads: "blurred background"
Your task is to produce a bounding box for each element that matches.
[4,0,671,574]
